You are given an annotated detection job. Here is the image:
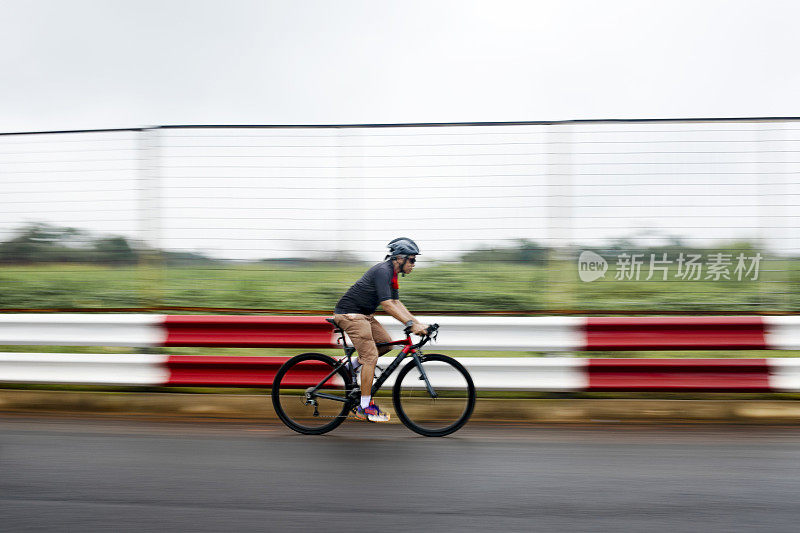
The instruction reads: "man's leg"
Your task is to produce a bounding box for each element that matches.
[361,315,393,398]
[369,315,394,357]
[360,364,375,399]
[333,313,379,399]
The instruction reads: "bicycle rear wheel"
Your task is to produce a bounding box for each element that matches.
[271,353,353,435]
[392,353,475,437]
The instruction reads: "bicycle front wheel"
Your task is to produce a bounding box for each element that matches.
[392,354,476,437]
[271,353,353,435]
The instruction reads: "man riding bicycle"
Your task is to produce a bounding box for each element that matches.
[333,237,429,422]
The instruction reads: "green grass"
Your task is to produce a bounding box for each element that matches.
[3,260,799,313]
[0,257,798,317]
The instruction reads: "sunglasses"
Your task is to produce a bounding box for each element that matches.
[408,257,416,264]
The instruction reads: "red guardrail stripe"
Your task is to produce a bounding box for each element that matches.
[158,354,776,390]
[163,316,338,348]
[587,358,771,391]
[585,316,767,350]
[165,355,345,387]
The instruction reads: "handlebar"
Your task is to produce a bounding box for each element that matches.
[403,323,439,347]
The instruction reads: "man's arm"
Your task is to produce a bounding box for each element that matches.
[394,300,418,324]
[380,299,428,335]
[380,299,413,323]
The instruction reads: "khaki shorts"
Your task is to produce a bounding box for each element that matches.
[333,313,393,366]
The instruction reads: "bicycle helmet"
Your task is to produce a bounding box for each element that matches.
[387,237,420,257]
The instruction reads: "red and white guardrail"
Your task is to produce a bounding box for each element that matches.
[1,314,799,391]
[2,314,800,350]
[0,353,799,391]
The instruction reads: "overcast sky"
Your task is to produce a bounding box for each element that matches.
[2,0,799,131]
[2,1,800,262]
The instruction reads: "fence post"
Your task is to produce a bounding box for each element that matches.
[756,122,789,313]
[138,127,164,309]
[545,124,575,312]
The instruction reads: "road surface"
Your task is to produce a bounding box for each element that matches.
[2,416,799,532]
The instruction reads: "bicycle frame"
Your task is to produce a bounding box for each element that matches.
[306,327,438,406]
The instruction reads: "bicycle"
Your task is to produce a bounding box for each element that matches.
[271,320,476,437]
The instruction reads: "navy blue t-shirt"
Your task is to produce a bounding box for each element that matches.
[335,261,399,315]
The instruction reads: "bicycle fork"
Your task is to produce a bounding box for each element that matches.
[412,353,438,399]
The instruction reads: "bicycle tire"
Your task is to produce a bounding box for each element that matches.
[392,353,476,437]
[271,353,354,435]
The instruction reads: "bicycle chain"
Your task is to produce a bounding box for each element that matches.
[307,410,358,419]
[296,397,358,419]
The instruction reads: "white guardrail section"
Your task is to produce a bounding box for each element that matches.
[765,359,800,392]
[375,316,585,351]
[0,314,165,347]
[0,353,170,386]
[763,316,800,350]
[372,356,588,391]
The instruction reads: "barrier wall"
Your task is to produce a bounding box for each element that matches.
[1,354,799,391]
[1,314,799,392]
[2,314,800,350]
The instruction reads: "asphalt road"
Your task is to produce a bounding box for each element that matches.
[2,416,800,532]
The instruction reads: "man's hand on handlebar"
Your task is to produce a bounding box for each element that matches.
[411,322,429,336]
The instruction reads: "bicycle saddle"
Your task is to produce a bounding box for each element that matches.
[325,318,343,332]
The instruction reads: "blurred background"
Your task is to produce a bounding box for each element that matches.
[1,120,798,314]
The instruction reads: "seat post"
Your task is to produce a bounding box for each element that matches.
[326,318,348,348]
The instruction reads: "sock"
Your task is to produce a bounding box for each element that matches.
[360,395,371,409]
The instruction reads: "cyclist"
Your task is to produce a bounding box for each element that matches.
[333,237,429,422]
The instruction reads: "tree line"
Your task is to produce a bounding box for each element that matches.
[0,223,215,266]
[0,223,766,266]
